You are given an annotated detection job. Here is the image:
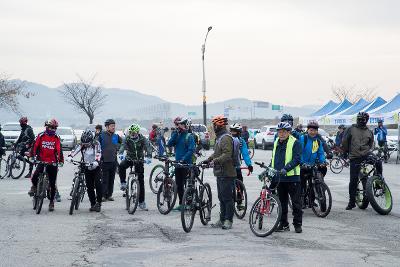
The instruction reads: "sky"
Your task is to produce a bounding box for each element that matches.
[1,0,400,106]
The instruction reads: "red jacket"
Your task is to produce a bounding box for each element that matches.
[31,132,64,163]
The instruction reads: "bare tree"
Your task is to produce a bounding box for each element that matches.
[331,85,377,103]
[60,75,107,124]
[0,73,31,115]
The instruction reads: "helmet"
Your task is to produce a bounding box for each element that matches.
[212,115,228,126]
[19,117,28,125]
[81,130,94,145]
[177,117,189,126]
[357,112,369,125]
[152,124,158,129]
[229,123,242,132]
[45,119,59,128]
[128,123,141,134]
[281,114,294,123]
[173,117,182,125]
[338,124,345,130]
[277,122,292,131]
[307,120,319,129]
[377,119,384,123]
[104,119,116,127]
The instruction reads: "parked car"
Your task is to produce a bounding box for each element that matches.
[2,122,21,148]
[254,125,277,150]
[191,124,210,150]
[57,127,77,150]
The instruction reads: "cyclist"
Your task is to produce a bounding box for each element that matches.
[229,123,253,211]
[342,112,380,210]
[374,119,388,163]
[118,123,152,211]
[167,117,196,211]
[299,121,326,209]
[67,130,102,212]
[15,117,36,178]
[335,125,346,147]
[0,124,5,158]
[98,119,122,202]
[169,117,182,155]
[28,119,64,212]
[271,122,302,233]
[203,115,236,230]
[295,124,304,135]
[279,114,302,140]
[94,124,102,141]
[241,125,250,146]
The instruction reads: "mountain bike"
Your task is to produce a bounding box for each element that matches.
[329,154,349,174]
[68,159,90,215]
[233,167,250,219]
[154,156,177,215]
[32,161,59,215]
[125,160,144,215]
[249,162,282,237]
[150,155,175,194]
[301,164,332,218]
[355,160,370,209]
[0,151,8,179]
[4,144,27,179]
[179,162,213,233]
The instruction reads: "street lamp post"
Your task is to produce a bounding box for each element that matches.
[202,26,212,126]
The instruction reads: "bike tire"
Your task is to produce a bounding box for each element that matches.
[157,178,178,215]
[75,181,85,210]
[356,177,369,209]
[199,183,212,225]
[249,194,282,237]
[311,182,332,218]
[329,158,343,174]
[0,158,8,179]
[128,179,140,215]
[36,175,47,215]
[366,176,393,215]
[10,156,26,179]
[149,164,165,194]
[233,179,247,219]
[181,187,196,233]
[69,178,80,215]
[125,186,130,211]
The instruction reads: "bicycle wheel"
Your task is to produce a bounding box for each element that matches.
[233,180,247,219]
[311,182,332,218]
[0,158,8,179]
[69,178,80,215]
[125,184,130,211]
[128,178,140,215]
[366,176,393,215]
[36,175,47,214]
[10,156,26,179]
[249,194,281,237]
[356,177,369,209]
[181,187,196,233]
[199,183,212,225]
[149,164,165,194]
[329,157,343,174]
[157,178,177,215]
[75,180,85,210]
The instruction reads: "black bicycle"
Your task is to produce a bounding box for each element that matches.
[68,160,90,215]
[233,167,249,219]
[150,155,175,194]
[301,164,332,218]
[180,162,213,233]
[31,161,59,215]
[154,156,178,215]
[125,160,144,215]
[3,144,27,179]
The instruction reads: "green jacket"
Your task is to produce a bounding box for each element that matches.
[208,129,236,178]
[119,134,151,161]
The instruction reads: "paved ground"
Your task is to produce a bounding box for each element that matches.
[0,149,400,267]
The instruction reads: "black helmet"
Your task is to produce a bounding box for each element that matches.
[357,112,369,126]
[281,114,294,122]
[307,120,319,129]
[377,119,384,124]
[81,130,94,145]
[338,124,345,130]
[104,119,116,127]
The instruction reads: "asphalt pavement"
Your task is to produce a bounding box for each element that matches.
[0,149,399,267]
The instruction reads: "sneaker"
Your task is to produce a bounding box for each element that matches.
[120,182,127,191]
[222,220,233,230]
[172,205,182,212]
[107,196,114,201]
[90,202,101,212]
[346,202,356,210]
[294,225,302,233]
[49,201,55,212]
[25,172,32,179]
[139,202,148,211]
[102,197,108,202]
[28,186,36,197]
[55,191,61,202]
[211,220,225,228]
[276,222,290,232]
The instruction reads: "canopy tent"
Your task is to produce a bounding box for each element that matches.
[371,93,400,114]
[363,97,387,113]
[310,100,339,116]
[328,99,353,115]
[340,98,370,115]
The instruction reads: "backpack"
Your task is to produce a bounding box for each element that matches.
[215,133,239,165]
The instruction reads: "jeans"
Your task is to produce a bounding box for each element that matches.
[31,164,58,201]
[278,181,303,226]
[217,177,235,222]
[85,167,102,205]
[101,161,117,198]
[119,160,145,203]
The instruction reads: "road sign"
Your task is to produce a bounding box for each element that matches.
[188,111,197,116]
[254,101,270,108]
[272,104,282,111]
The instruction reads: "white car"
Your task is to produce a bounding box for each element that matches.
[254,125,277,150]
[57,127,78,150]
[1,122,21,148]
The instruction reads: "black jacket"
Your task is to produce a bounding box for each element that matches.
[16,125,35,146]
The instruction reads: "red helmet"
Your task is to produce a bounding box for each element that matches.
[19,117,28,125]
[45,119,59,128]
[173,117,182,125]
[212,115,228,126]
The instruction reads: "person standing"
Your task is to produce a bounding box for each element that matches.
[0,125,5,159]
[15,117,36,178]
[98,119,122,201]
[374,119,388,162]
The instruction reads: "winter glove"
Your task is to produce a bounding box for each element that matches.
[66,155,73,163]
[248,165,254,173]
[280,168,287,176]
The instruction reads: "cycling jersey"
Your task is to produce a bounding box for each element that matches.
[31,132,64,163]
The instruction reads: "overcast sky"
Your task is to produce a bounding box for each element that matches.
[1,0,400,106]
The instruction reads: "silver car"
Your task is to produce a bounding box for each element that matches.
[57,127,77,150]
[2,122,21,148]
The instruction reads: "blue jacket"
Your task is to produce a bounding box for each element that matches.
[272,138,302,182]
[234,137,252,168]
[335,131,344,146]
[374,127,387,142]
[167,130,195,164]
[300,134,326,165]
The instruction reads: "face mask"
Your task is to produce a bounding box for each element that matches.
[46,129,56,136]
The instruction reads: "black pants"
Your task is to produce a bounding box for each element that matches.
[119,160,145,203]
[217,177,235,222]
[18,147,34,172]
[32,164,58,201]
[278,181,303,226]
[85,167,102,206]
[101,161,117,198]
[175,167,188,205]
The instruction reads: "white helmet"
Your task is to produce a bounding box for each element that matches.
[230,123,242,131]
